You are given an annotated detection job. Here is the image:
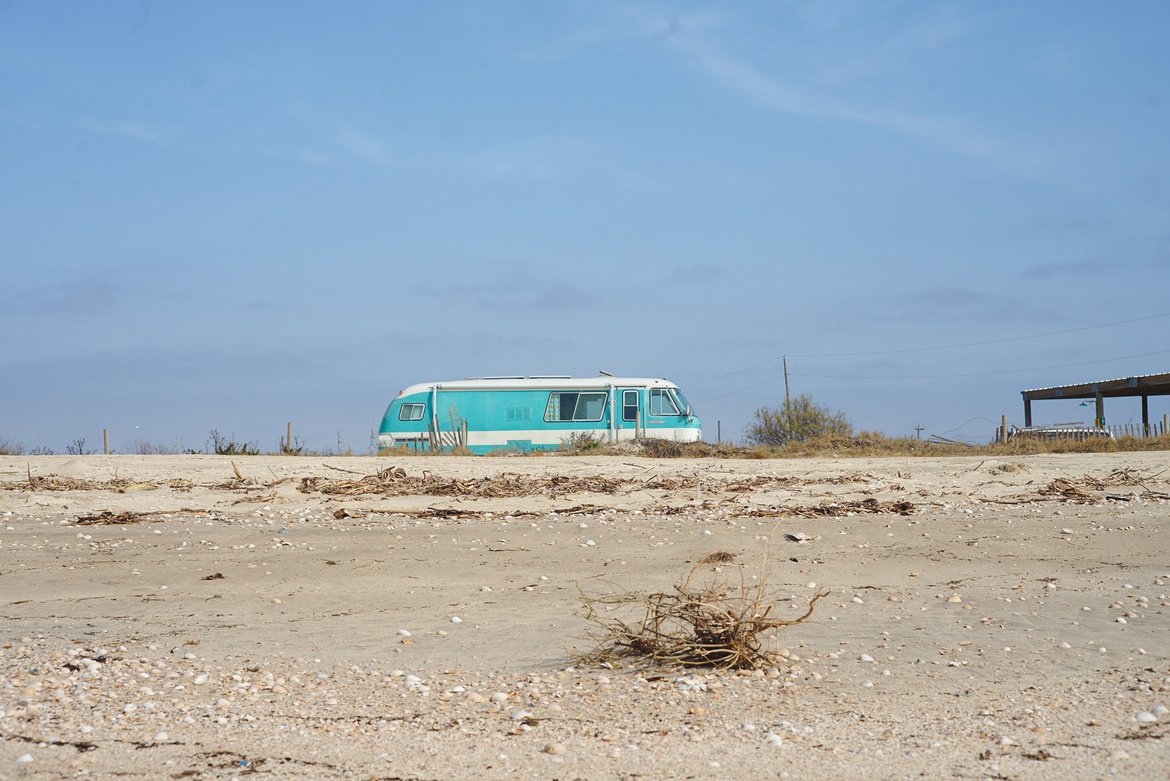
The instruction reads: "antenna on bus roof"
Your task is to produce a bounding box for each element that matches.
[599,370,614,377]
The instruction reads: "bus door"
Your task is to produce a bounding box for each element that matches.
[617,387,643,439]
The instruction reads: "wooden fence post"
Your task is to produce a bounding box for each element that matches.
[103,428,109,455]
[1000,415,1008,445]
[287,421,293,453]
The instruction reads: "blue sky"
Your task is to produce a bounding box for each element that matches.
[2,1,1169,452]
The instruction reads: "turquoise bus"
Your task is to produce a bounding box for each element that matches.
[377,375,702,453]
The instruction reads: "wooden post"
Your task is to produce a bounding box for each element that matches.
[1000,415,1008,445]
[287,421,293,453]
[717,420,721,444]
[103,428,109,455]
[1164,414,1168,437]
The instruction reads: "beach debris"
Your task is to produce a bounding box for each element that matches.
[742,498,915,518]
[1036,469,1165,503]
[299,468,625,498]
[14,471,166,493]
[577,551,826,670]
[76,511,144,526]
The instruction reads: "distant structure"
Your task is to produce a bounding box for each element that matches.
[1021,372,1170,433]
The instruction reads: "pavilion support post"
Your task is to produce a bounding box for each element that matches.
[1094,392,1105,428]
[1023,398,1032,427]
[1141,395,1150,436]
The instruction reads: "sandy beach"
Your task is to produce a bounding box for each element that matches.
[1,452,1167,779]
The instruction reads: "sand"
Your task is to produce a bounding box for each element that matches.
[1,452,1167,779]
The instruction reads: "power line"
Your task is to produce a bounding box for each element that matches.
[789,311,1170,358]
[796,348,1170,380]
[684,310,1170,389]
[693,347,1170,404]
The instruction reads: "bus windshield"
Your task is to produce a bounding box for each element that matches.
[671,389,693,417]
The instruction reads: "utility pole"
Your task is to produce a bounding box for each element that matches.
[914,425,924,440]
[782,355,791,410]
[783,356,792,440]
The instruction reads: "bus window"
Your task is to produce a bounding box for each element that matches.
[398,403,426,421]
[545,392,608,422]
[649,388,681,416]
[575,392,607,420]
[622,390,638,422]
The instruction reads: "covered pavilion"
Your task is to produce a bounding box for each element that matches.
[1021,372,1170,433]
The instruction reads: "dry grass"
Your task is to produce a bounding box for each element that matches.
[371,430,1170,459]
[556,431,1170,459]
[577,551,826,671]
[0,438,53,456]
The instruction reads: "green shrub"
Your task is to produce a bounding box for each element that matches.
[744,395,853,446]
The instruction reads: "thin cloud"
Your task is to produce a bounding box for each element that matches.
[647,12,1030,169]
[2,276,121,314]
[881,286,1057,323]
[530,285,602,310]
[1021,258,1131,280]
[338,128,397,168]
[77,116,168,146]
[408,279,602,311]
[465,134,594,181]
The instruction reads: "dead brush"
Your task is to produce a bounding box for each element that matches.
[577,550,826,670]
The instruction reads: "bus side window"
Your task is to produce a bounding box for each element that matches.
[545,392,579,422]
[649,388,680,416]
[399,403,426,421]
[622,390,638,422]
